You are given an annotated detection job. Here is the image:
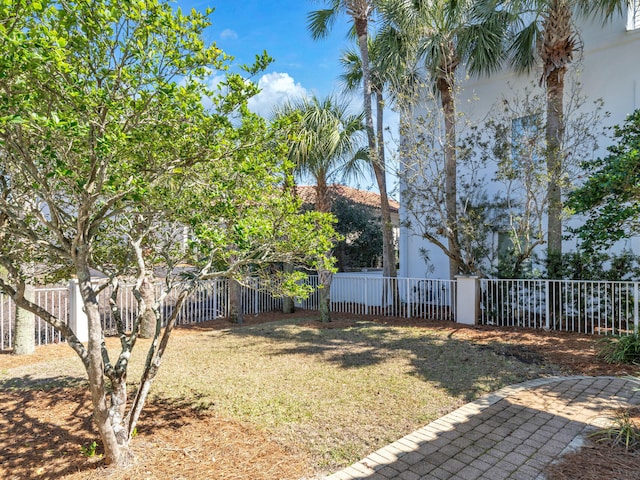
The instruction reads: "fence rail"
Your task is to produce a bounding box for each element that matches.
[0,275,457,350]
[480,278,640,335]
[4,275,638,350]
[328,275,455,320]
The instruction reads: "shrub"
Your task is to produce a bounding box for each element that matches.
[590,407,640,451]
[598,334,640,364]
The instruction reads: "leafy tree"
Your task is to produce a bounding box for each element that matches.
[277,94,363,321]
[379,0,509,279]
[320,194,385,271]
[0,0,334,467]
[568,109,640,251]
[308,0,399,283]
[497,0,631,277]
[559,250,640,281]
[480,84,604,278]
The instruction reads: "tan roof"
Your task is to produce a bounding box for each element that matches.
[297,184,399,213]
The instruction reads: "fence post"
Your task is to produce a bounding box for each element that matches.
[545,280,551,330]
[364,277,369,315]
[68,279,89,342]
[635,282,639,335]
[406,277,410,319]
[455,276,479,325]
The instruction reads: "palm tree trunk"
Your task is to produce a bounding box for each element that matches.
[438,78,461,280]
[315,176,330,214]
[546,68,565,278]
[354,15,397,282]
[375,91,397,279]
[375,90,400,309]
[542,0,570,279]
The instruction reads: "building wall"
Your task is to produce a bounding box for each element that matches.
[400,7,640,279]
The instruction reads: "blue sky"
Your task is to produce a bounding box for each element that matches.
[174,1,397,194]
[177,0,354,116]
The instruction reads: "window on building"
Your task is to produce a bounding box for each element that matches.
[511,115,540,166]
[628,0,640,31]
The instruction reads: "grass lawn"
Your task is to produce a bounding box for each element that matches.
[154,317,551,470]
[1,313,554,478]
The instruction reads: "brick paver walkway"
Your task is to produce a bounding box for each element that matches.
[324,376,640,480]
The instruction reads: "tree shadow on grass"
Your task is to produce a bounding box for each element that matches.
[227,318,559,401]
[0,381,98,479]
[0,376,225,480]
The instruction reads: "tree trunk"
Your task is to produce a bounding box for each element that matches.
[315,178,333,322]
[545,66,565,279]
[438,77,461,280]
[77,261,132,466]
[318,264,332,323]
[282,263,295,314]
[375,90,400,310]
[13,282,35,355]
[315,176,330,214]
[138,275,156,338]
[228,278,243,324]
[354,17,397,283]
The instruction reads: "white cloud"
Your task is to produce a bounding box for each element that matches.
[206,73,227,91]
[248,72,308,117]
[220,28,238,40]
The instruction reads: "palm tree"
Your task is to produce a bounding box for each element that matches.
[379,0,508,279]
[277,94,365,321]
[339,31,420,304]
[339,31,413,199]
[307,1,399,283]
[498,0,631,278]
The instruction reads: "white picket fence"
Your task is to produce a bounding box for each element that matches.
[2,275,639,350]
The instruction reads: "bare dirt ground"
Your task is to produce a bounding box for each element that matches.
[1,311,639,480]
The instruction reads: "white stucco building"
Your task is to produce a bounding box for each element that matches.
[399,3,640,279]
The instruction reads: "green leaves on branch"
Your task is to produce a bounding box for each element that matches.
[0,0,337,287]
[568,109,640,250]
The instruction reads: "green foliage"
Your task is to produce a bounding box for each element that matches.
[331,196,384,271]
[0,0,338,463]
[590,407,640,451]
[494,248,640,280]
[558,250,640,281]
[493,247,541,279]
[569,109,640,250]
[80,441,100,458]
[0,0,335,289]
[598,334,640,365]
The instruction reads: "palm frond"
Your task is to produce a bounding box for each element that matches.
[508,20,539,74]
[275,93,366,188]
[307,9,338,40]
[574,0,628,24]
[338,47,364,93]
